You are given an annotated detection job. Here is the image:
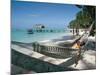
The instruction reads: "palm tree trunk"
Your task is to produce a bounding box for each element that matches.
[76,24,79,36]
[73,26,74,36]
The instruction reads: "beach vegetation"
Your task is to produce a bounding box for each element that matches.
[68,5,96,36]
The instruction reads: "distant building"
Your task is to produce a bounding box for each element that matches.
[33,24,45,30]
[68,28,86,35]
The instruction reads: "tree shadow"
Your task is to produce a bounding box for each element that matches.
[59,55,83,67]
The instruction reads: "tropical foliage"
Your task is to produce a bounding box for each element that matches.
[68,5,96,36]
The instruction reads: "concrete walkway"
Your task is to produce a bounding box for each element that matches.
[11,42,96,70]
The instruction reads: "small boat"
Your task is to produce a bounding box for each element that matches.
[27,29,34,34]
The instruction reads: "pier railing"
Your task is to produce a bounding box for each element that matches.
[31,29,68,33]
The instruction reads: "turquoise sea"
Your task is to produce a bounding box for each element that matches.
[11,29,71,43]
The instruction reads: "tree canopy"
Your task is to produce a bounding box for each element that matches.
[68,5,96,36]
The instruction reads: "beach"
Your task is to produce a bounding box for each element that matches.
[11,34,96,73]
[10,1,96,74]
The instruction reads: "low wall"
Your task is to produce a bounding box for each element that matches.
[11,49,76,74]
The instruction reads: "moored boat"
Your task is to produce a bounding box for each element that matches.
[27,29,34,34]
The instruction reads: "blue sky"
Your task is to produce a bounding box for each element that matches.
[11,0,80,29]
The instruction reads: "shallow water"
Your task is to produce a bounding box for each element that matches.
[11,29,72,43]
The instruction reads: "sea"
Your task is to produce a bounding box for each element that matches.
[11,29,72,43]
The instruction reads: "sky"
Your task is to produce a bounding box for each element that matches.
[11,0,81,29]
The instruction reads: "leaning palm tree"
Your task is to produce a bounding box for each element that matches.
[76,5,96,36]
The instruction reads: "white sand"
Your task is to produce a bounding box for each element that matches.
[11,36,96,70]
[69,50,96,69]
[88,36,96,42]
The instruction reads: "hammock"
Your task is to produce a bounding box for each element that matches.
[72,21,94,49]
[32,22,94,58]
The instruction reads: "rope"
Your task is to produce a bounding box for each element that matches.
[74,21,94,67]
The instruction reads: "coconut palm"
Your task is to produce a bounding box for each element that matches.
[68,5,96,36]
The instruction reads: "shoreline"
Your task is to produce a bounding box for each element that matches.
[11,35,96,47]
[12,29,96,44]
[11,37,96,70]
[12,32,73,43]
[11,33,96,71]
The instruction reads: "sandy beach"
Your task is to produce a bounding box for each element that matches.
[11,35,96,71]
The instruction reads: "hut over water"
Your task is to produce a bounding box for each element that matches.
[33,24,45,32]
[34,24,45,30]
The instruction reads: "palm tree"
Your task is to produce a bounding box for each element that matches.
[68,5,96,36]
[69,20,75,36]
[69,19,79,36]
[76,5,96,36]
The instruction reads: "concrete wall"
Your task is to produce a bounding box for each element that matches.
[11,49,76,74]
